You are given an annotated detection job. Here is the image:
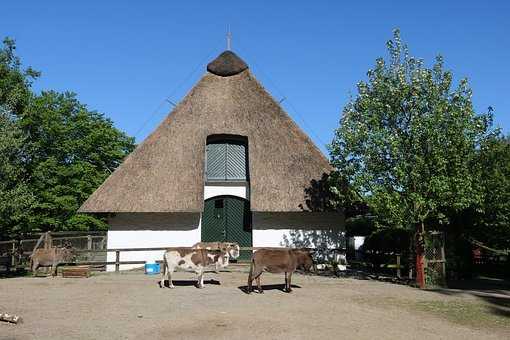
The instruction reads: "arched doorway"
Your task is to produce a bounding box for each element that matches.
[202,195,252,261]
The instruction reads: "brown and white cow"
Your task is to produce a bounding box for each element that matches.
[159,248,230,289]
[247,248,314,294]
[30,246,75,276]
[192,242,240,259]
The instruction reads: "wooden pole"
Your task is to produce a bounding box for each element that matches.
[396,254,401,278]
[87,235,92,251]
[11,241,16,269]
[115,251,120,273]
[415,223,426,288]
[441,245,446,285]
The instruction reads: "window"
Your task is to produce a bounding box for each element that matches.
[206,136,248,182]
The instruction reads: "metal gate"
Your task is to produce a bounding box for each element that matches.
[425,231,446,287]
[201,196,252,261]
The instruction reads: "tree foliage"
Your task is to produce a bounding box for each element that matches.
[471,135,510,249]
[0,38,135,238]
[330,29,494,233]
[0,108,34,237]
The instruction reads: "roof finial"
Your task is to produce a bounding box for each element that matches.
[227,25,232,51]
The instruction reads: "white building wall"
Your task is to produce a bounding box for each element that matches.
[106,185,247,271]
[106,227,200,271]
[203,184,248,200]
[251,212,345,248]
[253,229,291,247]
[106,185,345,271]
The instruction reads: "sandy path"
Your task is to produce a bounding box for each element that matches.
[1,271,508,340]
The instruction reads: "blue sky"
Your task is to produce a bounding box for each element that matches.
[3,1,509,154]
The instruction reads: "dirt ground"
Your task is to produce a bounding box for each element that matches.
[1,270,509,340]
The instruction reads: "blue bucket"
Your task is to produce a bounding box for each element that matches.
[144,263,160,275]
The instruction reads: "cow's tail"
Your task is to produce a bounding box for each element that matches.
[247,258,255,293]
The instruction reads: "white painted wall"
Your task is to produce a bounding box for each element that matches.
[106,185,247,271]
[106,227,201,271]
[203,185,248,200]
[253,229,290,247]
[354,236,366,250]
[106,213,201,271]
[106,186,345,271]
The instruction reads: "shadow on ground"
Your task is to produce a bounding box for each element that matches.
[237,284,302,294]
[0,269,29,279]
[427,277,510,319]
[159,279,221,288]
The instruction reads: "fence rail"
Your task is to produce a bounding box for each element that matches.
[2,244,346,274]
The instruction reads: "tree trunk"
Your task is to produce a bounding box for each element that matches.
[415,222,426,288]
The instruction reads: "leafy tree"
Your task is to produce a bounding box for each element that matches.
[329,30,494,287]
[19,91,135,232]
[471,134,510,249]
[0,38,136,236]
[0,37,39,115]
[0,107,34,239]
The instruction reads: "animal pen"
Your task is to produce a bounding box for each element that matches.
[0,231,349,275]
[0,231,108,273]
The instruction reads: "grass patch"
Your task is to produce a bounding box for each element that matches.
[413,300,509,329]
[352,295,510,331]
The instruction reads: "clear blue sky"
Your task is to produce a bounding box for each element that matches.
[3,1,509,154]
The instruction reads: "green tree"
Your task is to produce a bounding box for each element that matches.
[0,107,34,239]
[329,30,493,287]
[0,37,39,115]
[19,91,135,232]
[472,134,510,249]
[0,37,135,236]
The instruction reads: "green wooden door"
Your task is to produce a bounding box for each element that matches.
[202,196,252,261]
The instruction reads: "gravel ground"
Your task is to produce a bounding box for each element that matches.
[1,270,509,340]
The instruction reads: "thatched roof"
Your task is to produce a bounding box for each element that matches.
[207,51,248,76]
[79,51,331,213]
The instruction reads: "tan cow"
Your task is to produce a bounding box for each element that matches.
[159,248,229,289]
[30,246,75,276]
[192,242,240,259]
[247,248,314,294]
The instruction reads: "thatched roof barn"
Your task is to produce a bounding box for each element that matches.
[79,50,343,268]
[79,51,332,214]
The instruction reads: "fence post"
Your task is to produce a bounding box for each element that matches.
[115,251,120,273]
[87,235,92,251]
[441,246,446,284]
[396,254,401,278]
[11,241,16,269]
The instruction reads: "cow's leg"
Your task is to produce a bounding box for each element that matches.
[167,266,175,289]
[256,275,263,294]
[31,260,39,276]
[196,268,205,289]
[247,261,256,293]
[51,263,58,277]
[159,259,167,288]
[285,272,288,291]
[286,271,293,293]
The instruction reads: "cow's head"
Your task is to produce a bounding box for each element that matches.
[60,244,76,262]
[293,248,314,272]
[226,243,240,259]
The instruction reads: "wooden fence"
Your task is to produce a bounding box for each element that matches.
[1,242,346,273]
[349,253,407,279]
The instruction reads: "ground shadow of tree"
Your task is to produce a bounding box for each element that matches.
[429,277,510,318]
